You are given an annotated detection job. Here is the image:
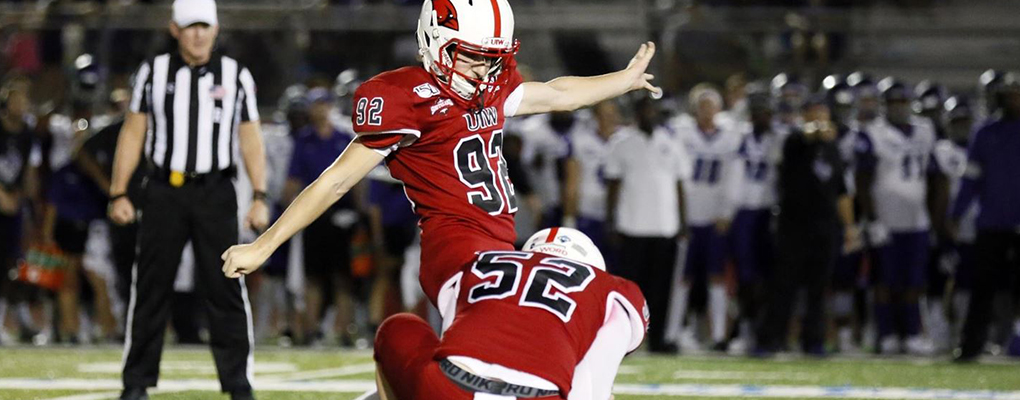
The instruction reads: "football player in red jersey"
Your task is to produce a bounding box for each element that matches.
[373,227,648,400]
[221,0,660,320]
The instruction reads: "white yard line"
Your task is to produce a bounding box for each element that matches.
[614,384,1020,399]
[46,391,123,400]
[672,370,819,382]
[259,363,376,382]
[76,361,298,375]
[43,363,375,400]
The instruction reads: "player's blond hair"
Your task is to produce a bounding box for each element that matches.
[688,83,724,110]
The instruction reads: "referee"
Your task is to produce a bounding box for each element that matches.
[108,1,268,399]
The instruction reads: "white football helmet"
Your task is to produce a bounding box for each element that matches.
[416,0,519,109]
[523,227,607,271]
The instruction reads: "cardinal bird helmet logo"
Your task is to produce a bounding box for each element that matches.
[434,0,459,31]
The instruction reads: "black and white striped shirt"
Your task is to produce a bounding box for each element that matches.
[130,52,259,174]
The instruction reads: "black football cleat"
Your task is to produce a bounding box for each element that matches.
[231,388,256,400]
[119,387,148,400]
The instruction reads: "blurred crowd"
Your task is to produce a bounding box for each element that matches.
[496,68,1020,358]
[2,44,1020,359]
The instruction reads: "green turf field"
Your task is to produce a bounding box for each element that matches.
[1,346,1019,399]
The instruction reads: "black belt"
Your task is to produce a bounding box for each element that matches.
[151,166,236,187]
[438,358,560,398]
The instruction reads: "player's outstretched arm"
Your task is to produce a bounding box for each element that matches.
[515,42,661,116]
[222,139,384,278]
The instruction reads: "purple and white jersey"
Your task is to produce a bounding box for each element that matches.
[518,113,584,212]
[672,117,743,226]
[570,125,616,221]
[934,139,978,243]
[855,116,938,232]
[732,128,784,211]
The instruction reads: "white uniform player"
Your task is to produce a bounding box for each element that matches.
[934,139,977,244]
[934,136,978,340]
[731,128,784,213]
[855,80,941,354]
[570,122,614,226]
[518,112,586,226]
[673,119,742,229]
[856,115,938,236]
[668,85,742,349]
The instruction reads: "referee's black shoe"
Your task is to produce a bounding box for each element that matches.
[119,387,148,400]
[231,388,256,400]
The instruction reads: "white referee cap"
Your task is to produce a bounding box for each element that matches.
[172,0,218,27]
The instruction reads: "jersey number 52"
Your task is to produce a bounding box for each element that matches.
[467,251,596,323]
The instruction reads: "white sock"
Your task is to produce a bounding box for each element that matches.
[0,300,7,329]
[928,299,947,327]
[709,284,728,343]
[928,299,950,349]
[664,283,690,345]
[17,303,35,330]
[740,321,753,340]
[832,292,854,320]
[1013,320,1020,336]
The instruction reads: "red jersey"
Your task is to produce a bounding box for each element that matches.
[436,251,649,395]
[352,66,524,304]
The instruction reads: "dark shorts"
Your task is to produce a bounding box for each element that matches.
[832,250,863,290]
[0,212,23,297]
[302,212,355,282]
[382,222,417,256]
[54,218,90,255]
[730,209,774,283]
[876,231,930,290]
[0,212,22,263]
[684,225,728,279]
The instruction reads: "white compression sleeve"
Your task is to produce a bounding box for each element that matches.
[568,300,634,400]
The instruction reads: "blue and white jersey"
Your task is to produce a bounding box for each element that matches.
[933,139,978,243]
[672,117,743,227]
[570,126,616,221]
[855,116,938,232]
[517,113,586,212]
[732,129,784,211]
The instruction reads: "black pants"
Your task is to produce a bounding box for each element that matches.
[303,210,356,314]
[760,226,837,351]
[617,235,677,351]
[0,212,21,301]
[111,222,139,309]
[959,230,1020,356]
[122,179,251,392]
